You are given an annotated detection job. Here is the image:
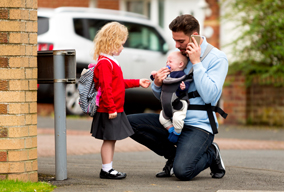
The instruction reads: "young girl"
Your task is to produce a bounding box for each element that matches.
[90,22,150,179]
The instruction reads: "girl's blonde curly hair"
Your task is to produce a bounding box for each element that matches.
[93,22,128,60]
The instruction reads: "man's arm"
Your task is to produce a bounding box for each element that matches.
[186,36,228,104]
[193,55,228,104]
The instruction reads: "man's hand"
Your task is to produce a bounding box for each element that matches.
[139,79,151,88]
[186,36,201,65]
[153,67,170,87]
[151,71,157,79]
[109,112,117,119]
[180,81,185,90]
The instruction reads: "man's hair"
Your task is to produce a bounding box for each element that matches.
[169,15,200,35]
[93,22,128,60]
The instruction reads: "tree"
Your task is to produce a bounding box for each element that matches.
[221,0,284,86]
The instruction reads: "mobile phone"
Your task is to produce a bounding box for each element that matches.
[191,35,201,46]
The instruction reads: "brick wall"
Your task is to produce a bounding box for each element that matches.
[0,0,38,182]
[247,78,284,126]
[38,0,119,9]
[222,74,284,126]
[222,74,247,125]
[97,0,119,10]
[38,0,89,8]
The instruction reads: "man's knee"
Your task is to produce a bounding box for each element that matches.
[173,163,195,181]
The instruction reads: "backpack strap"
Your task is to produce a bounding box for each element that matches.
[97,58,113,70]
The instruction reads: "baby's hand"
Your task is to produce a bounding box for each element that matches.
[140,79,151,88]
[180,81,185,90]
[109,112,117,119]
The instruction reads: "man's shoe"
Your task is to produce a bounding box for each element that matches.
[210,142,225,179]
[100,169,127,179]
[156,158,174,177]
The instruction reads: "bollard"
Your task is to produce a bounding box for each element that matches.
[38,49,76,181]
[53,51,67,180]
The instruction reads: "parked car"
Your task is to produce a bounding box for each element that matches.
[37,7,175,115]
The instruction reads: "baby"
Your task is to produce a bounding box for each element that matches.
[151,51,189,143]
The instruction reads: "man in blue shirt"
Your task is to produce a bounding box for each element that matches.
[128,14,228,181]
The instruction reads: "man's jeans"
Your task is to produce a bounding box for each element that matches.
[128,113,215,181]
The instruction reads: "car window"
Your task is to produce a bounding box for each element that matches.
[73,18,166,52]
[38,17,49,35]
[74,18,109,41]
[124,23,164,51]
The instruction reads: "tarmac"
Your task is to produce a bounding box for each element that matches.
[37,116,284,192]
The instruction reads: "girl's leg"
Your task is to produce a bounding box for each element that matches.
[100,140,127,179]
[101,140,116,164]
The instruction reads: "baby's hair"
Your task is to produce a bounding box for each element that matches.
[93,22,128,60]
[171,51,188,68]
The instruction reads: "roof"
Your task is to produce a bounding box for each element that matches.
[38,7,148,20]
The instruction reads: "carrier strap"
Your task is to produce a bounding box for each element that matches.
[188,90,200,98]
[186,44,226,134]
[201,44,214,61]
[187,104,228,134]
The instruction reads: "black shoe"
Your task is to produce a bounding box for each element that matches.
[100,169,127,179]
[210,142,225,179]
[156,158,174,177]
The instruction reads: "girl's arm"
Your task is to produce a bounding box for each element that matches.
[124,79,140,89]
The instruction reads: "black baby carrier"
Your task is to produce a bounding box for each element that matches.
[160,44,227,134]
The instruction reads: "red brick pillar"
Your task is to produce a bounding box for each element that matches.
[204,0,220,49]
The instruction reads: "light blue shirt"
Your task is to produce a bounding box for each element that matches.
[152,37,228,134]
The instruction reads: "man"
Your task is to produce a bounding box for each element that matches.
[128,14,228,181]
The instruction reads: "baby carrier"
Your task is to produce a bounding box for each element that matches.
[160,44,228,134]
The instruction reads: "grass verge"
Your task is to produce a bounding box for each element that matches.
[0,179,56,192]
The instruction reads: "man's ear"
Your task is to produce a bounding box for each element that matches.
[192,32,199,35]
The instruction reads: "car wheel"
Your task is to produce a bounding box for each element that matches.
[65,83,84,115]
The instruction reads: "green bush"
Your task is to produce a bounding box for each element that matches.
[221,0,284,86]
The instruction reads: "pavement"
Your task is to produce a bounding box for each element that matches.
[37,116,284,192]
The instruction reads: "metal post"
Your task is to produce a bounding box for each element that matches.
[53,51,67,180]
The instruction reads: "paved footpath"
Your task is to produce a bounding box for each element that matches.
[37,116,284,192]
[37,116,284,157]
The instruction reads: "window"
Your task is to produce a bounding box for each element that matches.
[38,17,49,35]
[74,18,110,40]
[124,23,165,52]
[73,19,166,52]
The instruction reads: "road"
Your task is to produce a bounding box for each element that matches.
[37,116,284,192]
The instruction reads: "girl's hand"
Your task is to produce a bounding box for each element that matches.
[154,67,170,87]
[109,112,117,119]
[140,79,151,88]
[185,36,201,65]
[180,81,185,90]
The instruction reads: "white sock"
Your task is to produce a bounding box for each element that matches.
[102,162,118,174]
[102,162,112,172]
